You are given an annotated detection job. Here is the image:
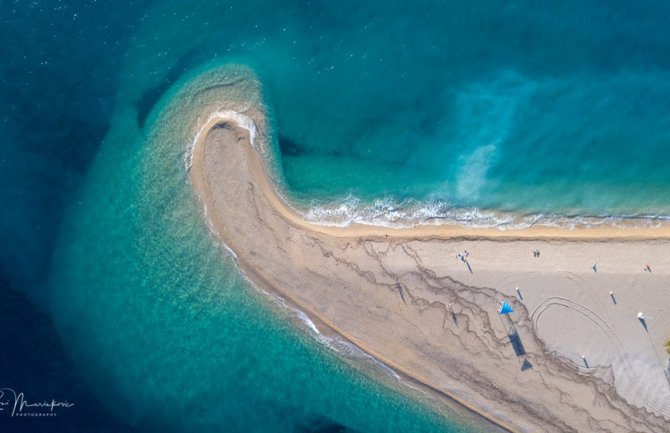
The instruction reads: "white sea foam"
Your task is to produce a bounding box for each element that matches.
[185,109,258,171]
[186,108,260,260]
[302,195,514,229]
[300,195,670,231]
[220,241,238,261]
[296,310,321,335]
[181,105,398,369]
[181,93,669,233]
[200,200,240,261]
[254,286,401,382]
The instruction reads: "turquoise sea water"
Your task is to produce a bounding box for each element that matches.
[110,0,670,227]
[2,1,670,432]
[49,65,495,433]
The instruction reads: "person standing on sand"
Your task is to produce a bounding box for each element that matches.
[592,263,598,272]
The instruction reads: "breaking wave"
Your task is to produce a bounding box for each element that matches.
[299,195,670,230]
[256,287,402,383]
[185,109,258,171]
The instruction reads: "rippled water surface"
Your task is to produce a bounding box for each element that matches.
[2,1,670,432]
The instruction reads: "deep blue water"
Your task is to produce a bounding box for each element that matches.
[0,277,138,433]
[2,1,670,432]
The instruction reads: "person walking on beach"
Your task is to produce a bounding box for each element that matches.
[644,264,652,272]
[592,263,598,272]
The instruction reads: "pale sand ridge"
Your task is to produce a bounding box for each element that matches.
[186,68,670,433]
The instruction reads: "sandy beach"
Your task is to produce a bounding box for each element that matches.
[187,71,670,433]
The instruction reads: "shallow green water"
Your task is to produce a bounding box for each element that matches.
[48,66,498,432]
[116,0,670,226]
[4,1,670,431]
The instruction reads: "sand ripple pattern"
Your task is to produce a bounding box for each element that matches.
[183,66,670,433]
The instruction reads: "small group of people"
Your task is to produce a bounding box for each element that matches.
[532,249,540,258]
[456,250,470,262]
[456,250,473,273]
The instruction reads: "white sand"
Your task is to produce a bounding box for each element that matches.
[184,67,670,433]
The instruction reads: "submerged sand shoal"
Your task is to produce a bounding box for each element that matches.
[187,69,670,433]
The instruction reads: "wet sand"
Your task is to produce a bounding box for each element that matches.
[187,69,670,433]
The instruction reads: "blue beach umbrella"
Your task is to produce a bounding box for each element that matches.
[499,300,514,315]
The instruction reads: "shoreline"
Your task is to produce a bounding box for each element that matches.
[296,197,670,234]
[247,256,516,433]
[188,110,670,241]
[187,111,521,432]
[253,277,511,432]
[186,68,670,433]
